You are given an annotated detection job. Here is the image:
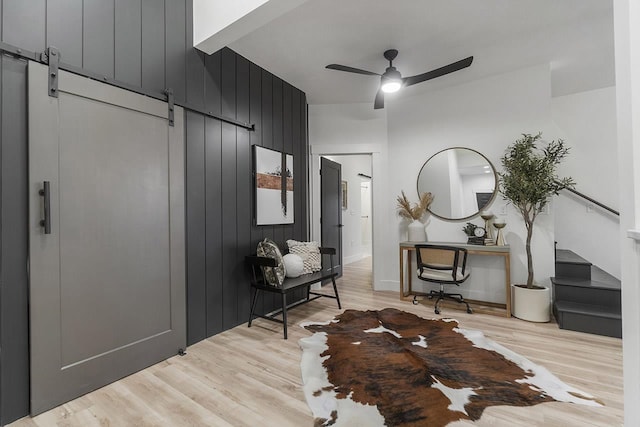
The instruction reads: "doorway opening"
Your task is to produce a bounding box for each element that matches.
[319,154,373,278]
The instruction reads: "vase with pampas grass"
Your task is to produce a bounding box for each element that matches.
[396,191,434,242]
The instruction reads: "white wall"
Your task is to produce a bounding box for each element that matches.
[308,103,388,288]
[323,154,372,265]
[383,64,557,302]
[552,86,620,278]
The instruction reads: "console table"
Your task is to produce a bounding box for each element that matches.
[399,241,512,317]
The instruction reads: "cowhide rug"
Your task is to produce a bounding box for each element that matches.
[299,308,601,427]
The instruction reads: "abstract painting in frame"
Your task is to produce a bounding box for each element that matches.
[254,145,294,225]
[341,180,348,210]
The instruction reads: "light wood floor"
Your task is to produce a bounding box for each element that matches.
[11,257,623,426]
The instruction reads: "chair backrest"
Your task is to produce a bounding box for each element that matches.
[415,245,468,282]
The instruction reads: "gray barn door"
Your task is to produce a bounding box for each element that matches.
[321,157,343,278]
[28,62,186,415]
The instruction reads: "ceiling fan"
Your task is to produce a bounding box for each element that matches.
[326,49,473,109]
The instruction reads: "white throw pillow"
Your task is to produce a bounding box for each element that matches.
[283,253,304,278]
[286,240,321,274]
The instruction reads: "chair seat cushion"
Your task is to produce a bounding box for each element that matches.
[417,267,469,283]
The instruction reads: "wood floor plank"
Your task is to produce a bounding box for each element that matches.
[9,257,623,426]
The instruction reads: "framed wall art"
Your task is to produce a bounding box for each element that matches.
[253,145,294,225]
[341,180,348,210]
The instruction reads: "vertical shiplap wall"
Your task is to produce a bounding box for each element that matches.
[0,0,309,423]
[184,49,309,339]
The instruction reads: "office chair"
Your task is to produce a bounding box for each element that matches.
[414,245,472,314]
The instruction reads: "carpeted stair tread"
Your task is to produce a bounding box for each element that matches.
[554,300,621,319]
[555,249,591,266]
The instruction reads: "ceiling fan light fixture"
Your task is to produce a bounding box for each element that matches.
[381,67,402,93]
[381,79,402,93]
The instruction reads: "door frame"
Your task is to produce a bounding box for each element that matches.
[309,143,384,289]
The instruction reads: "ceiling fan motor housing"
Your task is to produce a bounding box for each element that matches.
[382,67,401,80]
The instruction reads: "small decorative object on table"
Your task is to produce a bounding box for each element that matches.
[396,191,434,242]
[493,218,507,246]
[480,210,495,244]
[462,222,485,245]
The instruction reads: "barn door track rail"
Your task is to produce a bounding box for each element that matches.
[1,42,254,131]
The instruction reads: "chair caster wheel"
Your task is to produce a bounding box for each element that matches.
[467,308,473,314]
[434,309,440,315]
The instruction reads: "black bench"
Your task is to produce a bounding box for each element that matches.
[245,247,342,339]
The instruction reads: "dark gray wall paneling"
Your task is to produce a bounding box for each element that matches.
[2,0,45,53]
[221,49,238,330]
[47,0,83,68]
[0,0,309,422]
[141,0,165,94]
[292,89,303,240]
[185,111,207,345]
[205,114,223,337]
[83,0,115,78]
[115,0,142,87]
[248,63,265,315]
[236,56,252,320]
[0,55,30,424]
[203,51,223,336]
[165,1,186,102]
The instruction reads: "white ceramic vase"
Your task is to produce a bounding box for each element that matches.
[407,220,426,242]
[512,284,551,322]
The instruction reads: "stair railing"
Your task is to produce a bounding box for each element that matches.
[558,182,619,216]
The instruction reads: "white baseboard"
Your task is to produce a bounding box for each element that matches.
[343,253,365,265]
[375,280,399,292]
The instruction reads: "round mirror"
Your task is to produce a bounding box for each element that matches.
[417,147,497,221]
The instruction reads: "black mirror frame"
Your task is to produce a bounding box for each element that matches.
[416,147,498,222]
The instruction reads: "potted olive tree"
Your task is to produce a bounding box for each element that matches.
[499,133,575,322]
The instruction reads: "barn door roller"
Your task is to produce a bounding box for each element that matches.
[165,89,175,127]
[42,47,60,98]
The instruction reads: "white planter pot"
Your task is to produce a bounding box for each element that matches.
[407,220,426,242]
[512,284,551,322]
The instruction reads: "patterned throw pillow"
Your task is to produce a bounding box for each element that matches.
[256,238,286,287]
[286,240,321,274]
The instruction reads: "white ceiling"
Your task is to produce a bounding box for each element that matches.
[228,0,615,106]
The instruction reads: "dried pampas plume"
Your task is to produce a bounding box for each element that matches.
[396,191,434,221]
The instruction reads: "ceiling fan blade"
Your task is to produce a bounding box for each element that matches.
[374,88,384,109]
[403,56,473,87]
[326,64,380,76]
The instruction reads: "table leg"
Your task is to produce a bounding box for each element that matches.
[408,250,413,296]
[505,253,511,317]
[399,247,404,300]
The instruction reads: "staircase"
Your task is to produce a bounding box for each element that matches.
[551,249,621,338]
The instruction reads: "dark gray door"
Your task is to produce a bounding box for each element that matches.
[321,157,343,278]
[28,62,186,414]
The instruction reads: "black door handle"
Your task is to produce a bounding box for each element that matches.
[39,181,51,234]
[338,224,344,228]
